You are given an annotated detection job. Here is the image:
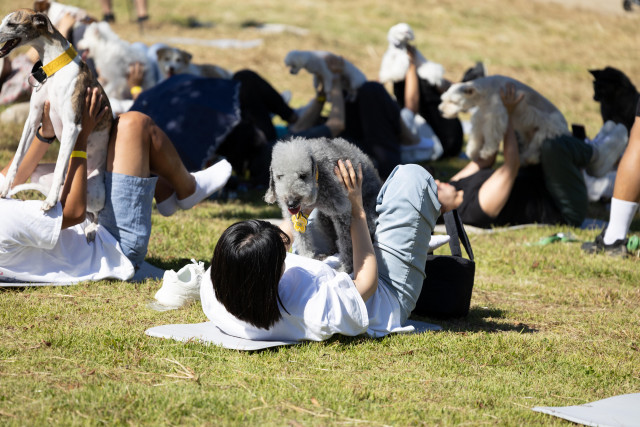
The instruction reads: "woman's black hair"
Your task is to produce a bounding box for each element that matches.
[210,220,290,329]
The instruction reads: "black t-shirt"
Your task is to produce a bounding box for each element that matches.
[636,99,640,116]
[451,166,565,228]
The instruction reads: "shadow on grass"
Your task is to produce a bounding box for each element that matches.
[413,306,538,334]
[144,257,209,272]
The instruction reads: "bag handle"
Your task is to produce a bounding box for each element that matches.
[443,209,474,261]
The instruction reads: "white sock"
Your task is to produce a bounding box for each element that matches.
[603,198,639,244]
[156,193,178,217]
[177,159,232,210]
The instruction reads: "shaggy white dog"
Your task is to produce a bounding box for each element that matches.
[156,46,232,81]
[284,50,366,100]
[77,22,155,101]
[439,75,570,165]
[378,23,444,86]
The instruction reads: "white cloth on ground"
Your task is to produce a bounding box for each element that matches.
[0,199,134,283]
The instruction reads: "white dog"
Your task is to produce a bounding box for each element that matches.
[77,21,154,100]
[284,50,366,100]
[156,46,232,81]
[0,9,112,240]
[378,23,444,87]
[439,75,570,164]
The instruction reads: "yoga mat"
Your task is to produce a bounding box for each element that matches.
[533,393,640,427]
[145,319,442,351]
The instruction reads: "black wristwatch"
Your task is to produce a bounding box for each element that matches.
[36,125,56,144]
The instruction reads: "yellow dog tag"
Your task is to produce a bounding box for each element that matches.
[291,212,308,233]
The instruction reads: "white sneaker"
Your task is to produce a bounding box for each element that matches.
[154,259,205,309]
[586,121,628,178]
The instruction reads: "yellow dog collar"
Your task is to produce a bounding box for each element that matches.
[42,45,78,77]
[291,212,308,233]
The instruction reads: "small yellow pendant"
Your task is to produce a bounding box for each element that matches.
[291,212,308,233]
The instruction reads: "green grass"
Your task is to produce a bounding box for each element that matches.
[1,0,640,424]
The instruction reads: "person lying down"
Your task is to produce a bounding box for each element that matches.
[198,160,442,341]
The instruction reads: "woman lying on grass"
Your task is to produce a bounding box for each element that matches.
[201,159,441,341]
[0,88,231,283]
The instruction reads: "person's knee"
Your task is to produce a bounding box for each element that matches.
[540,136,568,165]
[116,111,154,135]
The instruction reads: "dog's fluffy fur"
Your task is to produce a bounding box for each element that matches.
[0,9,112,239]
[156,46,232,81]
[378,23,444,86]
[76,21,154,100]
[439,75,569,164]
[265,137,382,273]
[284,50,366,101]
[589,67,640,133]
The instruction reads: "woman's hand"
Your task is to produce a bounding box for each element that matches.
[500,82,525,116]
[127,62,145,99]
[334,159,364,216]
[406,44,417,64]
[325,54,344,75]
[77,87,109,145]
[40,100,55,139]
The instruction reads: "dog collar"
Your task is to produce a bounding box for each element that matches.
[30,45,78,84]
[291,212,309,233]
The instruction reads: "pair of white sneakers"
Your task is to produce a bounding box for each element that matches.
[153,259,205,310]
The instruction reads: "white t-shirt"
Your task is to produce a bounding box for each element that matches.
[0,199,134,283]
[200,252,415,341]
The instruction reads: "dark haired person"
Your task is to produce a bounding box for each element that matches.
[200,159,441,340]
[0,88,231,283]
[436,84,627,228]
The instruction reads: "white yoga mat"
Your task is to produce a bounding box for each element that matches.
[0,262,164,287]
[533,393,640,427]
[145,319,442,351]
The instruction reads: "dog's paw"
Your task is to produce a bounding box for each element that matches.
[84,222,99,243]
[41,196,57,211]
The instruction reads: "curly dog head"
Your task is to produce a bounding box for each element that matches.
[265,139,319,216]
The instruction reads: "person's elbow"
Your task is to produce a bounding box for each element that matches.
[61,208,86,229]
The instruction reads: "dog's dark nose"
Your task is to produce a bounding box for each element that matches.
[287,200,300,209]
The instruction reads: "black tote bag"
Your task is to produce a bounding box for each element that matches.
[413,209,475,319]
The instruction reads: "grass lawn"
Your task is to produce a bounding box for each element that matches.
[1,0,639,425]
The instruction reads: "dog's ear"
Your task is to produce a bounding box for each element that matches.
[33,1,50,13]
[33,12,54,34]
[179,50,193,64]
[264,166,277,204]
[156,47,170,60]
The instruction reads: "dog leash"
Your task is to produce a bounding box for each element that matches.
[29,45,78,88]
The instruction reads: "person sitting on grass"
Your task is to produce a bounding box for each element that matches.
[0,88,231,283]
[199,158,441,341]
[582,99,640,257]
[435,83,628,229]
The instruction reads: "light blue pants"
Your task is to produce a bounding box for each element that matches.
[98,172,158,269]
[301,164,441,323]
[374,164,441,323]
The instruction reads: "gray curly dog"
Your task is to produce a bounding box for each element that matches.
[265,137,383,273]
